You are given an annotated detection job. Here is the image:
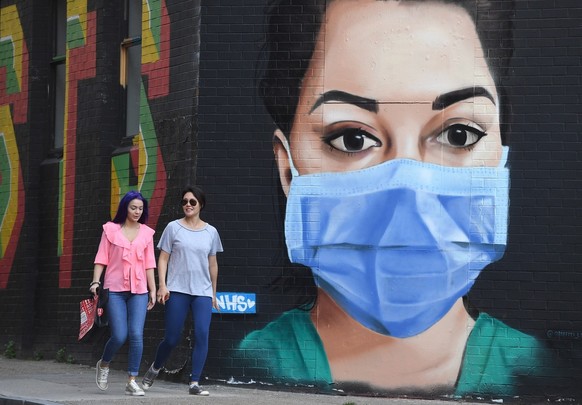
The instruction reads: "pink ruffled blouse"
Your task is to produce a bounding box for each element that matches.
[94,222,156,294]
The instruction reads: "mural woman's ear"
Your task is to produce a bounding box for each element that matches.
[273,129,292,197]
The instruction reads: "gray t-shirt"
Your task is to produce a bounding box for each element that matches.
[157,220,223,297]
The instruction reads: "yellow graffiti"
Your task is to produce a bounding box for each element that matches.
[58,52,71,256]
[0,5,25,93]
[133,128,148,190]
[59,0,88,255]
[110,160,122,219]
[67,0,87,36]
[0,106,21,258]
[141,0,160,63]
[108,127,147,219]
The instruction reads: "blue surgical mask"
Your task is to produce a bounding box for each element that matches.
[284,145,510,338]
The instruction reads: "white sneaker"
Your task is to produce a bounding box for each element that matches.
[125,379,145,396]
[189,383,209,396]
[95,360,109,391]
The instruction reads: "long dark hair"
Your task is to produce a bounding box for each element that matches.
[112,190,149,224]
[257,0,515,309]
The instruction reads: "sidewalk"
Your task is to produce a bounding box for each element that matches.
[0,357,468,405]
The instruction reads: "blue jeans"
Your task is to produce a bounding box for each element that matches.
[102,291,148,376]
[152,292,212,381]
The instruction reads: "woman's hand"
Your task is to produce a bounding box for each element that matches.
[89,282,100,298]
[147,290,156,310]
[212,295,220,312]
[157,286,170,304]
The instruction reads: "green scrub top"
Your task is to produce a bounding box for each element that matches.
[237,309,548,396]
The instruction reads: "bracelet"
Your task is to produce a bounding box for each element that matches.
[89,281,101,287]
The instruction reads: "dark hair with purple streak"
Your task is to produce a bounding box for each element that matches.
[112,190,149,224]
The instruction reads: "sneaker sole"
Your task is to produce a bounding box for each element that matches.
[189,389,210,396]
[125,391,145,396]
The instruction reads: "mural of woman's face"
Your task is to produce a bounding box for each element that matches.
[275,0,503,192]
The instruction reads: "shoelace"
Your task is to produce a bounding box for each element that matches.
[98,368,109,380]
[128,380,142,391]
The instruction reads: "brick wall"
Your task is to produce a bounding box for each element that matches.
[1,0,581,401]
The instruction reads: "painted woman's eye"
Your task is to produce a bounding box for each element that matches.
[325,128,381,153]
[436,124,487,148]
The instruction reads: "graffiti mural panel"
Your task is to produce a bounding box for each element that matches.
[200,0,581,399]
[110,0,169,231]
[58,0,97,288]
[0,4,27,289]
[0,0,581,401]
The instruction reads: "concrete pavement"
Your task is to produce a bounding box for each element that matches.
[0,357,471,405]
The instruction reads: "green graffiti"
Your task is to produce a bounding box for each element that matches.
[0,39,19,94]
[136,80,159,202]
[66,16,85,49]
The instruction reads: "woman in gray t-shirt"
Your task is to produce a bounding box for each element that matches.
[142,186,223,396]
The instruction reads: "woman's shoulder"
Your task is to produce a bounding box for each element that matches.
[165,219,183,230]
[102,221,120,232]
[159,220,183,238]
[102,221,121,238]
[101,222,126,246]
[457,312,554,396]
[473,312,539,341]
[203,223,220,234]
[140,224,155,237]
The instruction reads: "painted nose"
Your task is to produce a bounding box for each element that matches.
[390,137,423,162]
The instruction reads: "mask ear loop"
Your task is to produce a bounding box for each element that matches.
[280,137,299,178]
[499,145,510,168]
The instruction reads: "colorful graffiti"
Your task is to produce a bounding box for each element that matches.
[57,0,97,288]
[0,4,27,289]
[213,293,256,314]
[141,0,170,99]
[235,0,559,397]
[110,0,168,230]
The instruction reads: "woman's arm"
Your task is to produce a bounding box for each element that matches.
[90,230,109,297]
[146,268,156,310]
[89,264,105,297]
[209,255,219,310]
[157,250,171,304]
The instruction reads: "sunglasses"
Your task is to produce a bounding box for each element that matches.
[181,198,198,207]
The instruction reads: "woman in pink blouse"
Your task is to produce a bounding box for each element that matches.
[89,190,156,396]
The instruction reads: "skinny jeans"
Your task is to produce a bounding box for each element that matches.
[102,291,148,376]
[153,292,212,381]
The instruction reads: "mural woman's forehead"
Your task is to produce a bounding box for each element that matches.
[259,0,514,140]
[315,0,497,103]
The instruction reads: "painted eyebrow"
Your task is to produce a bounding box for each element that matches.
[309,90,379,114]
[432,86,496,110]
[310,87,495,114]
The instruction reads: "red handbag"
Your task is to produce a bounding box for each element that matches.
[78,297,97,341]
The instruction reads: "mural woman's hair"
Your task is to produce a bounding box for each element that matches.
[257,0,515,143]
[257,0,515,308]
[112,190,149,224]
[182,185,206,210]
